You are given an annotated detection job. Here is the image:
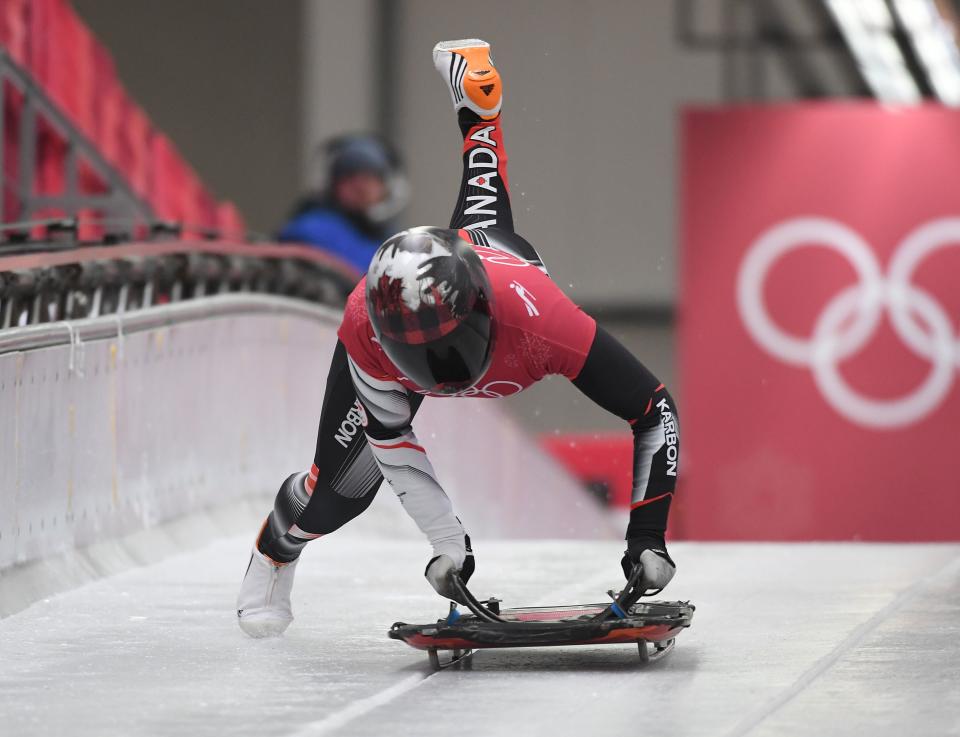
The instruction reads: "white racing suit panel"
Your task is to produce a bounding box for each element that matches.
[348,357,467,567]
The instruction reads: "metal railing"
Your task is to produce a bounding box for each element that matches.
[0,239,360,336]
[0,48,154,227]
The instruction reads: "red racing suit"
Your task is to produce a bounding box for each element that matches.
[339,241,597,397]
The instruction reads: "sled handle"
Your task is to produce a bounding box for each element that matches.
[447,564,649,625]
[448,574,508,624]
[592,563,646,621]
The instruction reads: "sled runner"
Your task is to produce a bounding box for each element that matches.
[389,565,695,670]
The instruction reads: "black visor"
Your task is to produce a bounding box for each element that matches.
[379,303,494,394]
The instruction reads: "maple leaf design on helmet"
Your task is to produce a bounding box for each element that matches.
[366,228,485,344]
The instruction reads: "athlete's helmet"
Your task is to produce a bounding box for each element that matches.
[365,227,495,394]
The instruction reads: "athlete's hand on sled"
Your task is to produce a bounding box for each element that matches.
[424,534,476,603]
[621,532,675,592]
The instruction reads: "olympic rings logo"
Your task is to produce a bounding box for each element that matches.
[417,380,524,399]
[736,217,959,429]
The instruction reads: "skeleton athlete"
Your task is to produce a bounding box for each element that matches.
[237,40,681,636]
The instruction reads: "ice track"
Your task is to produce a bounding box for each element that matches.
[1,498,959,737]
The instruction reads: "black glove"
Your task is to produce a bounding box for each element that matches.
[621,531,676,591]
[424,534,475,602]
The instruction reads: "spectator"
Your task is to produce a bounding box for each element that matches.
[278,134,408,275]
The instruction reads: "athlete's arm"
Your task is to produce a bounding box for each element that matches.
[346,357,468,567]
[501,263,678,586]
[570,326,680,588]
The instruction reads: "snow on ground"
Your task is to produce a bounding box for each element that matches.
[1,497,958,737]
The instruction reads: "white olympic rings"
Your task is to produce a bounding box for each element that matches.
[453,380,524,398]
[417,380,524,399]
[736,217,959,429]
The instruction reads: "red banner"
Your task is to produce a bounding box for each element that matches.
[679,104,960,541]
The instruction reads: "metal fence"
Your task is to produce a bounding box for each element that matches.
[0,239,359,331]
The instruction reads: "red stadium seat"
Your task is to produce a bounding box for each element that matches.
[216,201,246,240]
[196,189,218,232]
[4,0,239,236]
[178,164,203,230]
[67,13,95,139]
[25,0,54,92]
[77,159,107,241]
[90,40,117,156]
[0,0,29,66]
[97,78,123,173]
[36,118,65,196]
[3,83,23,222]
[123,100,151,200]
[149,133,185,222]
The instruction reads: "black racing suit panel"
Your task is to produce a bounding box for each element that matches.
[572,326,680,544]
[449,111,514,232]
[257,341,423,563]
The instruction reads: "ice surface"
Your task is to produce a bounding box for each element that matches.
[1,502,958,737]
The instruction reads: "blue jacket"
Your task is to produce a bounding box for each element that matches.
[278,206,385,276]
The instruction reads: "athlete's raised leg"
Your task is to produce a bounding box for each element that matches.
[433,40,514,233]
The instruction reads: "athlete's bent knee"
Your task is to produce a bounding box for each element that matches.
[257,472,315,564]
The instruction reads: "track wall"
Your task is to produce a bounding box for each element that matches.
[0,295,611,574]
